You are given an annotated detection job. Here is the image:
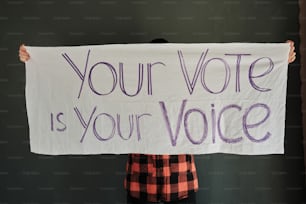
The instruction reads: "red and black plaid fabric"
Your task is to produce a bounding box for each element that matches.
[124,154,198,202]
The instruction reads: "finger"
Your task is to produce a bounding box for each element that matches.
[19,44,26,52]
[19,50,26,56]
[21,56,30,62]
[19,52,29,59]
[20,56,26,63]
[286,40,295,53]
[19,50,28,56]
[19,48,30,59]
[19,48,30,60]
[288,55,296,63]
[286,41,295,54]
[19,52,30,62]
[19,47,28,53]
[286,40,294,46]
[291,56,296,63]
[21,51,30,57]
[290,45,295,53]
[288,55,293,63]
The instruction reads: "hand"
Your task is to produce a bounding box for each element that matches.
[287,40,296,64]
[19,44,30,62]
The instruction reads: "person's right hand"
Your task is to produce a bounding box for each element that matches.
[19,44,30,62]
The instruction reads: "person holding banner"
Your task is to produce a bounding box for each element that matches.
[124,38,199,204]
[18,40,296,204]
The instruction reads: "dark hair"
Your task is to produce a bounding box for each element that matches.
[150,38,169,43]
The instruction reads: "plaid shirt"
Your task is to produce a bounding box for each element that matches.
[124,154,198,202]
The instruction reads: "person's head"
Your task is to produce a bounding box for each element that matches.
[150,38,168,43]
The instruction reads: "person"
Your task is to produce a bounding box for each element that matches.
[19,40,297,204]
[124,38,198,204]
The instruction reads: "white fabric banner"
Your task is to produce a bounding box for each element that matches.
[25,43,289,155]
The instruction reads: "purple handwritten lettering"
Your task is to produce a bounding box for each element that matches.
[119,63,144,97]
[50,113,54,131]
[93,113,115,141]
[62,50,91,99]
[201,57,231,94]
[88,62,117,96]
[147,62,166,95]
[136,113,151,141]
[243,103,271,142]
[50,112,67,132]
[159,100,187,146]
[184,108,208,145]
[249,57,274,92]
[178,49,209,95]
[218,104,243,143]
[116,114,134,140]
[211,104,217,143]
[225,54,251,92]
[74,106,97,143]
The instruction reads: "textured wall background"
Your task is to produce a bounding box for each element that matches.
[299,0,306,187]
[0,0,305,203]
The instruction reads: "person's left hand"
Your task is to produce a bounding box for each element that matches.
[287,40,296,64]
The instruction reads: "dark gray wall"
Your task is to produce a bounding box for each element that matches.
[0,0,305,203]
